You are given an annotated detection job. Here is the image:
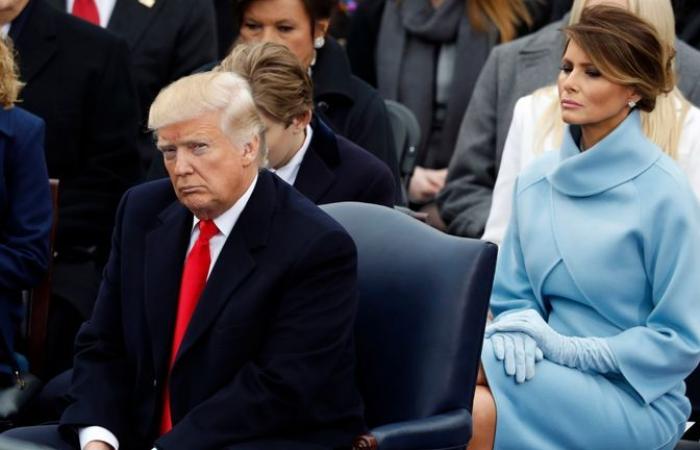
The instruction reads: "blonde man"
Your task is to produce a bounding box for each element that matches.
[5,71,365,450]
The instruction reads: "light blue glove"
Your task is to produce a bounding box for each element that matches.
[485,309,619,374]
[488,331,544,383]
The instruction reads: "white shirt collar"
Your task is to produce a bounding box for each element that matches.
[272,125,313,186]
[191,174,258,237]
[0,24,10,38]
[66,0,117,27]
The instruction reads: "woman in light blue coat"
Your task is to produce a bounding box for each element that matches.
[470,6,700,450]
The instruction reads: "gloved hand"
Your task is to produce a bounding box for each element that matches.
[488,331,544,383]
[485,309,619,374]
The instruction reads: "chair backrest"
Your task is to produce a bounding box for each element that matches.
[384,100,421,180]
[321,202,497,428]
[26,179,59,374]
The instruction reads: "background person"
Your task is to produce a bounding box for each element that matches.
[0,37,51,386]
[218,41,396,207]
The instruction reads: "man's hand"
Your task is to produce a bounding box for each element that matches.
[409,167,448,203]
[85,441,114,450]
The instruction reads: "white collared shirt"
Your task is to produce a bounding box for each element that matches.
[270,125,313,186]
[79,175,259,450]
[0,23,10,37]
[66,0,117,28]
[188,174,258,277]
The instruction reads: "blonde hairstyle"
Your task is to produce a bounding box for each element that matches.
[218,42,313,127]
[468,0,533,43]
[0,38,23,109]
[148,71,266,160]
[533,0,689,159]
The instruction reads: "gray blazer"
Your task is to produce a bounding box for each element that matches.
[437,17,700,238]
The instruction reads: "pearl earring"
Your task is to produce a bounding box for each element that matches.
[628,100,637,108]
[314,36,325,49]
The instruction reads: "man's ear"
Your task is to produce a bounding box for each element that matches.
[242,134,260,166]
[291,110,312,132]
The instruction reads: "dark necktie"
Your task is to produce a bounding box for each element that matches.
[160,219,219,434]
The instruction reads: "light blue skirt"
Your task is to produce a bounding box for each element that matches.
[481,339,689,450]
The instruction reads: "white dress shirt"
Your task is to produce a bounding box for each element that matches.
[0,24,9,37]
[270,125,313,186]
[66,0,117,28]
[79,175,259,450]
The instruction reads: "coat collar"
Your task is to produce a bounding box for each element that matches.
[293,117,339,203]
[312,36,354,103]
[547,110,660,197]
[0,108,14,137]
[145,171,277,377]
[11,0,58,84]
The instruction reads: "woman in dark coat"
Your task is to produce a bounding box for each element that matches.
[234,0,403,204]
[0,38,52,384]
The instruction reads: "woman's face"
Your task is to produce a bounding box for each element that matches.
[557,40,638,131]
[239,0,316,68]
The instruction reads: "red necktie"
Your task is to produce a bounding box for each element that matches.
[160,219,219,434]
[72,0,100,26]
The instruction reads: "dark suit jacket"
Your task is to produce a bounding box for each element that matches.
[313,37,403,204]
[295,118,395,207]
[46,0,218,168]
[0,107,52,367]
[60,171,365,450]
[11,0,140,262]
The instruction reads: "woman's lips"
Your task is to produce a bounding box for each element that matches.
[561,99,583,109]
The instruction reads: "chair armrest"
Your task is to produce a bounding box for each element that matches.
[352,409,472,450]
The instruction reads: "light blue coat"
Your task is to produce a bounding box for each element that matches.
[482,110,700,450]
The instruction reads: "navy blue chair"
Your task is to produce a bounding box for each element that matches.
[321,202,497,450]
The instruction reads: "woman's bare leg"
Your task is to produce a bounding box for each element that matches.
[467,365,496,450]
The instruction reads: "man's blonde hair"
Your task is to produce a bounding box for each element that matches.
[0,38,23,109]
[148,71,266,159]
[218,42,313,127]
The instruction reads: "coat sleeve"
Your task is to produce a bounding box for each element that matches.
[482,96,527,246]
[0,114,52,291]
[605,179,700,404]
[437,48,500,238]
[155,228,361,449]
[489,178,547,320]
[59,189,133,440]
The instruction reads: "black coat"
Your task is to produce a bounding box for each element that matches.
[294,117,395,207]
[60,172,366,450]
[312,37,402,203]
[10,0,140,262]
[46,0,219,169]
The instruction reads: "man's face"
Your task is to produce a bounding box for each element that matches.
[157,111,259,220]
[0,0,29,24]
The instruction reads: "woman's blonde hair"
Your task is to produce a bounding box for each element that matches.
[218,42,313,127]
[534,0,689,159]
[468,0,533,43]
[0,38,23,109]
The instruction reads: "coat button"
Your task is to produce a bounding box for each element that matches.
[317,101,329,112]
